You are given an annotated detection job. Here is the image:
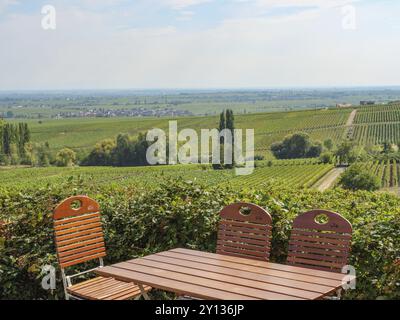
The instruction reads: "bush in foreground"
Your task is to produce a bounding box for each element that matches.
[0,179,399,300]
[339,164,381,191]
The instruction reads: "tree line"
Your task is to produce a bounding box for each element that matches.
[0,120,70,167]
[82,133,151,166]
[0,121,31,165]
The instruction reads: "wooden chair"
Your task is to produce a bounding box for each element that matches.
[53,196,151,300]
[217,203,272,261]
[287,210,352,299]
[179,203,272,300]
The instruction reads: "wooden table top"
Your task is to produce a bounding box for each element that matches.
[96,248,352,300]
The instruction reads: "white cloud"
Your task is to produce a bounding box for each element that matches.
[0,0,399,90]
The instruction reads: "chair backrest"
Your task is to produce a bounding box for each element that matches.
[287,209,352,272]
[217,203,272,261]
[53,196,106,269]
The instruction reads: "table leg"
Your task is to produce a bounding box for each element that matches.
[139,284,150,300]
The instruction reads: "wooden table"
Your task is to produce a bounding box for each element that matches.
[96,248,351,300]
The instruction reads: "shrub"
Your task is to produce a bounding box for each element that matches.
[56,148,77,167]
[335,142,358,165]
[0,179,399,300]
[82,133,151,167]
[339,164,381,191]
[320,151,334,164]
[271,133,322,159]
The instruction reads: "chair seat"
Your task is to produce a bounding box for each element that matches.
[67,276,151,300]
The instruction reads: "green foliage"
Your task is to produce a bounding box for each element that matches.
[357,160,400,189]
[323,138,334,151]
[382,141,394,154]
[353,104,400,145]
[55,148,77,167]
[0,179,399,300]
[0,161,333,191]
[339,164,381,191]
[81,139,115,166]
[83,133,150,167]
[319,151,334,164]
[0,121,31,165]
[271,133,323,159]
[335,141,358,165]
[21,108,350,159]
[36,142,52,167]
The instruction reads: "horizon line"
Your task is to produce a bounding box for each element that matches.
[1,85,400,93]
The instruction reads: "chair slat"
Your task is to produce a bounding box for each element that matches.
[218,234,270,246]
[289,244,349,258]
[55,221,103,236]
[219,230,269,242]
[60,247,106,263]
[54,212,100,226]
[56,228,103,242]
[57,232,104,247]
[217,240,270,253]
[290,234,351,246]
[218,222,271,236]
[66,276,151,300]
[54,215,101,231]
[60,252,106,268]
[58,242,105,258]
[291,229,352,240]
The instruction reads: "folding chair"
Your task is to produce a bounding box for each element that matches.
[217,202,272,261]
[287,209,353,299]
[53,195,151,300]
[179,202,272,300]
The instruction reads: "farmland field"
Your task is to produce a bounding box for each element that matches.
[12,107,352,158]
[351,104,400,145]
[0,160,333,191]
[18,104,400,158]
[361,160,400,190]
[3,88,399,118]
[4,103,400,194]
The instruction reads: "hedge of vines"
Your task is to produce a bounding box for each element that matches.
[0,178,399,300]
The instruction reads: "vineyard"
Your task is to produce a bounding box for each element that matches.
[354,104,400,124]
[20,103,400,157]
[351,104,400,145]
[0,161,334,191]
[361,160,400,189]
[17,107,351,158]
[227,163,333,189]
[5,103,400,193]
[352,123,400,145]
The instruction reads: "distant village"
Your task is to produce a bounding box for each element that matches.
[52,107,193,119]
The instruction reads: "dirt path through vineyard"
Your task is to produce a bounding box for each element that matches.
[346,109,357,127]
[314,167,346,191]
[346,109,357,126]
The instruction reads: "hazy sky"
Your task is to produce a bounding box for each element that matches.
[0,0,399,90]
